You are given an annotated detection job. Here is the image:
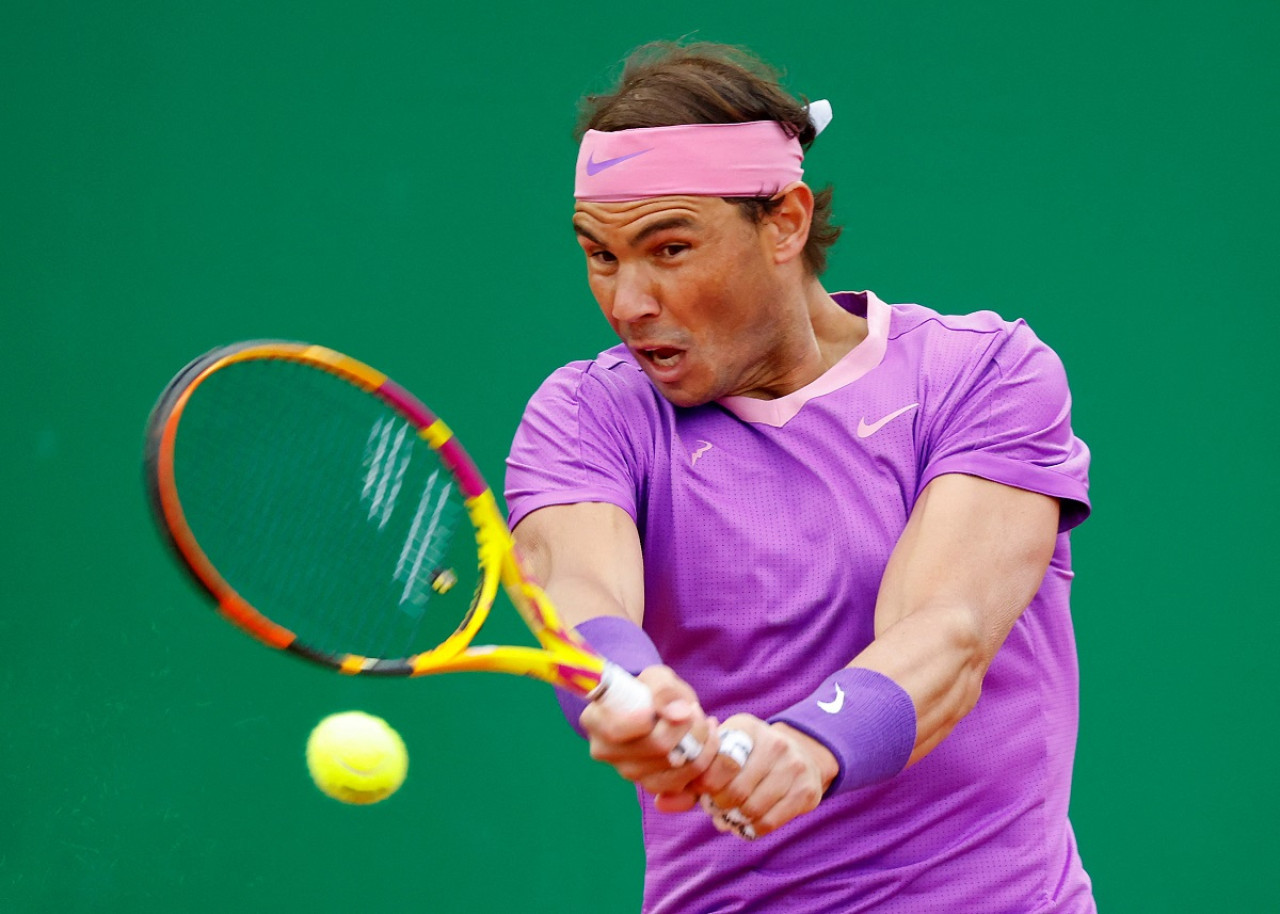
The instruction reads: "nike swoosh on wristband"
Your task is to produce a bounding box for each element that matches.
[585,148,653,176]
[817,683,845,714]
[856,403,920,439]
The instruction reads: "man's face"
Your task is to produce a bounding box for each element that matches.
[572,195,795,408]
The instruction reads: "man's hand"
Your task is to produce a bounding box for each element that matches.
[579,666,721,796]
[669,715,838,839]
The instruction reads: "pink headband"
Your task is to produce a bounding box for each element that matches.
[574,100,832,202]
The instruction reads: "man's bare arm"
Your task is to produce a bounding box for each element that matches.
[514,501,718,793]
[514,501,646,628]
[694,473,1060,836]
[854,472,1059,762]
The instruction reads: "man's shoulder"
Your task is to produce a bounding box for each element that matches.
[886,299,1018,340]
[541,343,646,391]
[882,298,1059,368]
[528,343,663,419]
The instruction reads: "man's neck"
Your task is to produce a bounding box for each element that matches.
[807,281,869,373]
[740,280,869,400]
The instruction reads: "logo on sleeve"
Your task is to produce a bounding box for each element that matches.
[690,441,714,465]
[817,683,846,714]
[856,403,919,439]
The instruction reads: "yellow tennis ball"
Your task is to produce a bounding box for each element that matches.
[306,711,408,805]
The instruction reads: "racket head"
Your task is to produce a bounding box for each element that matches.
[144,341,521,677]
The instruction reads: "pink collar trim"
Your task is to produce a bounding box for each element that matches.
[718,291,890,427]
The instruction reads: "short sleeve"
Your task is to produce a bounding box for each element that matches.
[918,321,1091,531]
[504,361,649,530]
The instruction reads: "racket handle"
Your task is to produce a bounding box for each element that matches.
[593,662,654,712]
[594,663,703,765]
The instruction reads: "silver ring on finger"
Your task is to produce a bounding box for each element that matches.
[716,728,754,767]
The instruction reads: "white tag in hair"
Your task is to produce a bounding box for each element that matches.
[806,99,833,135]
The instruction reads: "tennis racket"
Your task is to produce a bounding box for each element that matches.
[143,339,703,760]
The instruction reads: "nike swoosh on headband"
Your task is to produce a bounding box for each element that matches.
[585,148,653,176]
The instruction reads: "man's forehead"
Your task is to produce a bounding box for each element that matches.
[572,195,733,234]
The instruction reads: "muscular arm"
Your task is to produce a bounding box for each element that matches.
[513,501,646,629]
[696,473,1061,835]
[855,472,1060,764]
[513,501,718,791]
[513,478,1059,837]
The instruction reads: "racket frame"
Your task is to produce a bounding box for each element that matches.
[144,341,609,696]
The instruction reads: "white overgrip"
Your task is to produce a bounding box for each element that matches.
[595,662,703,765]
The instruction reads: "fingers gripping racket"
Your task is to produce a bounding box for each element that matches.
[143,340,701,764]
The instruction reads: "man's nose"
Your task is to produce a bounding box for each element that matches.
[609,265,661,322]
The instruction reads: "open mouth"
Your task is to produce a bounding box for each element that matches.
[640,347,683,368]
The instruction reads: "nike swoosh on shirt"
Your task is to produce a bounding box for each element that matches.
[585,148,652,176]
[856,403,920,439]
[817,683,845,714]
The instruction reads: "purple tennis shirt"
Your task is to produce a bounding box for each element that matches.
[506,291,1095,913]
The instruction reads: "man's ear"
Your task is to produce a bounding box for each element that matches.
[765,182,814,266]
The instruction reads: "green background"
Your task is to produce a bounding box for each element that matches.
[3,1,1275,910]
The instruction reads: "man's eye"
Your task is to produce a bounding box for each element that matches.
[590,250,617,264]
[658,244,689,257]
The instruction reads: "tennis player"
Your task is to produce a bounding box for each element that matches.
[506,41,1095,913]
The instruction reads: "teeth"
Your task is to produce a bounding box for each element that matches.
[645,348,682,368]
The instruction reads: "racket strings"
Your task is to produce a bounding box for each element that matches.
[173,359,475,661]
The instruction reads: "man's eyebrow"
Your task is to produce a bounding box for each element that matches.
[572,216,699,248]
[630,216,697,247]
[573,222,601,245]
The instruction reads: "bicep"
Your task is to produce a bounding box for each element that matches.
[512,501,646,628]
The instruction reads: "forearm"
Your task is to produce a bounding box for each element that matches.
[773,476,1057,791]
[855,474,1059,764]
[537,567,638,629]
[849,603,991,765]
[514,508,720,799]
[513,501,646,628]
[767,604,1007,796]
[513,502,683,743]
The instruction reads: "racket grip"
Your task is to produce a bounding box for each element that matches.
[593,662,655,713]
[594,663,703,765]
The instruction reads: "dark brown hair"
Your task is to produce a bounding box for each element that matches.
[577,41,842,275]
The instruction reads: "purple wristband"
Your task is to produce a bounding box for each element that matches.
[768,667,917,795]
[555,616,662,738]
